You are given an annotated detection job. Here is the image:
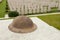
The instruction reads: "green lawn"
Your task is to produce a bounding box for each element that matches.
[0,0,6,18]
[37,14,60,30]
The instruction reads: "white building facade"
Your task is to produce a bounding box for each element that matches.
[7,0,60,14]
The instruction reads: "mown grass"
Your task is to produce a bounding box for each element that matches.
[0,0,6,18]
[37,14,60,30]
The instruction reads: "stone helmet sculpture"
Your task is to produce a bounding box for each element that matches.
[8,16,37,33]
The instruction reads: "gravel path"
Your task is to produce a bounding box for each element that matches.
[0,17,60,40]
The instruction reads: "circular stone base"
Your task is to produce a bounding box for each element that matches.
[8,24,37,33]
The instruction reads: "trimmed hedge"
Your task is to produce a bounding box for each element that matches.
[8,11,19,17]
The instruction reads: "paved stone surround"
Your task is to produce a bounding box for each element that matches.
[0,0,2,2]
[0,17,60,40]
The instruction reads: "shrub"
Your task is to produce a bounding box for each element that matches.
[5,10,8,12]
[6,6,9,10]
[8,11,19,17]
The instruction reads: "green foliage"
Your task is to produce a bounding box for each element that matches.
[0,0,6,18]
[51,7,58,12]
[8,11,19,17]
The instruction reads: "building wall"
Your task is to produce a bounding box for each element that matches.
[7,0,60,14]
